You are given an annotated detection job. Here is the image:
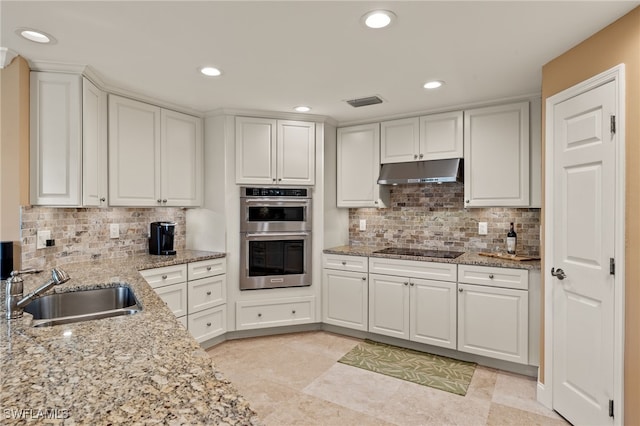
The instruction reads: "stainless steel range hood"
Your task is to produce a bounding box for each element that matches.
[377,158,463,185]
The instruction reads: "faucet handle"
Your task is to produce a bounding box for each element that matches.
[51,268,70,285]
[9,268,42,277]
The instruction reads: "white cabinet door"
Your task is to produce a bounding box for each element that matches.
[188,305,226,343]
[464,101,530,207]
[188,274,226,314]
[278,120,315,185]
[109,95,161,206]
[420,111,463,160]
[161,109,203,206]
[337,123,389,208]
[236,296,315,330]
[457,283,528,364]
[380,117,420,163]
[82,78,108,207]
[322,269,368,331]
[30,72,82,206]
[410,278,457,349]
[235,117,277,184]
[368,273,409,339]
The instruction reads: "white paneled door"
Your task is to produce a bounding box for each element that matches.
[552,80,616,425]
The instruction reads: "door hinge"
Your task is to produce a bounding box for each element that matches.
[610,258,615,275]
[611,115,616,135]
[609,399,614,418]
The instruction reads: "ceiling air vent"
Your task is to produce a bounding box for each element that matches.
[346,95,383,108]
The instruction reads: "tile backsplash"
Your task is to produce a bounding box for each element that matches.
[348,183,540,257]
[20,206,186,270]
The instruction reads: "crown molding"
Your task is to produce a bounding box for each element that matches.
[205,107,338,126]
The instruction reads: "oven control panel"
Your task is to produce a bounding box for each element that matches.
[243,187,309,197]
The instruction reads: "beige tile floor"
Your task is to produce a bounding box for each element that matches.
[206,331,569,425]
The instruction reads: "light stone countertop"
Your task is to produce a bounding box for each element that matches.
[323,245,541,271]
[0,250,259,425]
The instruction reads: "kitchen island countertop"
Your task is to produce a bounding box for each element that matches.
[324,245,541,271]
[0,250,258,425]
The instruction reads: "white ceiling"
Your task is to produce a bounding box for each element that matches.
[2,1,638,124]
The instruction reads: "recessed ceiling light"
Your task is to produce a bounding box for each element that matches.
[294,106,311,113]
[362,10,396,29]
[16,28,54,44]
[423,80,444,89]
[200,67,222,77]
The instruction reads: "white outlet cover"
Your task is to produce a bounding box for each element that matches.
[359,219,366,231]
[110,223,119,239]
[478,222,488,235]
[36,230,51,249]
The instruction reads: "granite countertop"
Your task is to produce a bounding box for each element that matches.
[323,245,541,271]
[0,250,259,425]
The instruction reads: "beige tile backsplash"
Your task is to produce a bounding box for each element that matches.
[20,206,186,270]
[348,183,541,257]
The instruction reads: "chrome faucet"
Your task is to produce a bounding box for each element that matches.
[5,268,70,320]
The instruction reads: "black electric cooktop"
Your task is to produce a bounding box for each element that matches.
[373,247,464,259]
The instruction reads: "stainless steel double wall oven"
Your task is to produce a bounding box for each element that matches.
[240,187,312,290]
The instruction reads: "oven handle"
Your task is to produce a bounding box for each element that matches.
[245,232,310,239]
[243,199,310,205]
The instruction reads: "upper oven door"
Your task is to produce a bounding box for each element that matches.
[240,198,311,232]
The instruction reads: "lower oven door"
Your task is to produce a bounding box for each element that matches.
[240,232,312,290]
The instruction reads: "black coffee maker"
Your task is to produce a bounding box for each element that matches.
[149,222,177,255]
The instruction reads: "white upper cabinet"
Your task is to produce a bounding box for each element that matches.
[82,77,108,207]
[235,117,315,185]
[337,123,389,208]
[161,109,203,206]
[30,72,82,206]
[380,111,463,164]
[464,101,530,207]
[380,117,420,163]
[109,95,202,207]
[30,73,108,207]
[419,111,464,160]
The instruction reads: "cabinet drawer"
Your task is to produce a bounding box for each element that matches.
[140,264,187,288]
[369,257,457,282]
[236,296,315,330]
[188,305,226,343]
[322,254,368,273]
[457,264,528,290]
[188,274,226,314]
[188,258,226,280]
[154,282,187,317]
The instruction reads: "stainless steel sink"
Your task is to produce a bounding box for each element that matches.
[23,286,142,327]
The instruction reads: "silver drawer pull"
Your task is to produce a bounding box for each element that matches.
[404,282,409,286]
[206,291,212,296]
[459,288,463,293]
[292,310,296,314]
[206,266,212,271]
[488,274,494,279]
[362,277,366,281]
[341,261,347,266]
[162,275,168,279]
[258,313,262,318]
[410,282,415,286]
[206,322,211,327]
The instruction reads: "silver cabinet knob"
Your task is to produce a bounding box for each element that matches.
[272,178,276,182]
[551,267,567,280]
[414,154,418,159]
[404,282,409,286]
[489,274,494,279]
[206,322,212,327]
[162,275,168,279]
[100,197,106,202]
[206,266,212,271]
[341,261,347,266]
[162,199,167,203]
[465,200,470,203]
[206,291,212,296]
[419,153,424,159]
[157,199,162,203]
[258,313,262,318]
[362,276,366,281]
[459,288,463,293]
[292,310,296,314]
[410,282,415,286]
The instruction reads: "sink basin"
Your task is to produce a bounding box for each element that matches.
[23,286,142,327]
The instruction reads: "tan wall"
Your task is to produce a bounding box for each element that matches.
[0,56,30,266]
[542,7,640,423]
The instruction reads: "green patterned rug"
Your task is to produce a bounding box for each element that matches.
[338,340,476,396]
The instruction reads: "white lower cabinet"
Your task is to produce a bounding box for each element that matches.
[236,296,315,330]
[141,258,227,343]
[457,264,529,364]
[368,258,458,350]
[322,254,368,331]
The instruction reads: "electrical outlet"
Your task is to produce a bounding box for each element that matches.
[478,222,488,235]
[37,230,51,249]
[359,219,366,231]
[110,223,119,239]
